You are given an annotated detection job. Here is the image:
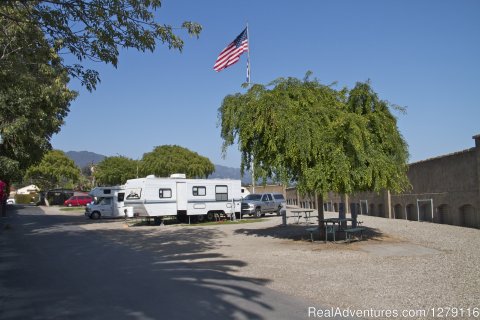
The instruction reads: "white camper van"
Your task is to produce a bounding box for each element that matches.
[123,174,242,222]
[85,186,125,219]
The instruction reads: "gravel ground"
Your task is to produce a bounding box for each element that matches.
[40,206,480,319]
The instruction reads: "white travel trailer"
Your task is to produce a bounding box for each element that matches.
[85,186,125,219]
[123,174,242,222]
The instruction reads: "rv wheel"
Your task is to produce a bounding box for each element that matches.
[206,212,216,222]
[91,211,101,220]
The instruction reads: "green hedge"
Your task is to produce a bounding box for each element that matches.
[14,193,40,204]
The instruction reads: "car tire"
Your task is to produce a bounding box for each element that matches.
[68,203,72,207]
[255,208,262,218]
[91,211,101,220]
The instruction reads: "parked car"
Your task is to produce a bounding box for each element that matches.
[64,195,93,207]
[6,198,15,205]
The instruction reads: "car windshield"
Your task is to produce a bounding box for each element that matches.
[244,194,262,200]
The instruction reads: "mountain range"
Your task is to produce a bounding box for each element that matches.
[65,150,253,184]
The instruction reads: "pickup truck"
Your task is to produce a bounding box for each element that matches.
[241,193,286,218]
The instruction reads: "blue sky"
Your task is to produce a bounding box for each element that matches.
[51,0,480,168]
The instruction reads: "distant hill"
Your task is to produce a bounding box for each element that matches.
[64,151,251,182]
[210,164,252,184]
[65,151,105,168]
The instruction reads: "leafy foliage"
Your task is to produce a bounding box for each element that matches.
[0,0,202,90]
[219,75,410,222]
[0,12,77,183]
[140,145,215,178]
[24,150,81,190]
[93,156,138,186]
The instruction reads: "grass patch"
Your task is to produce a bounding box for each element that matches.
[187,218,265,226]
[59,207,85,212]
[126,217,265,227]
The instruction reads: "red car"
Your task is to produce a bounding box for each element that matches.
[64,195,93,207]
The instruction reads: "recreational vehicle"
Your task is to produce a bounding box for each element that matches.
[85,186,125,219]
[123,174,242,222]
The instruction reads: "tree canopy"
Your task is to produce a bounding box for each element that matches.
[0,0,202,90]
[24,150,81,190]
[94,156,138,186]
[0,1,200,184]
[141,145,215,178]
[219,75,410,222]
[0,13,77,183]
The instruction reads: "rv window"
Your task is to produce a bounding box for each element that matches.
[100,198,112,205]
[117,192,125,202]
[193,186,206,196]
[159,188,172,198]
[215,185,228,201]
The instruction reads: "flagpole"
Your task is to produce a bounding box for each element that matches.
[246,23,251,85]
[246,23,255,193]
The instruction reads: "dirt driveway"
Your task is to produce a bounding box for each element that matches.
[39,206,480,319]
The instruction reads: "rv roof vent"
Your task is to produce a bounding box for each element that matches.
[146,175,156,178]
[170,173,186,179]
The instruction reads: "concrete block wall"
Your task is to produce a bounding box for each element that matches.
[285,134,480,229]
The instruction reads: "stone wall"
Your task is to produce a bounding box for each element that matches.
[284,134,480,229]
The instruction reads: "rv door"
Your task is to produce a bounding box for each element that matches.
[98,197,114,217]
[176,182,187,211]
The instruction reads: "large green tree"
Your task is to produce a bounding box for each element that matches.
[0,12,77,183]
[219,75,410,225]
[0,0,202,90]
[141,145,215,178]
[0,1,200,183]
[25,150,81,190]
[94,156,138,186]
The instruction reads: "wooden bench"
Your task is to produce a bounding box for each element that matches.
[343,227,365,243]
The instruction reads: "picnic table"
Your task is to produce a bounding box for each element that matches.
[305,217,365,243]
[319,218,356,242]
[290,209,316,224]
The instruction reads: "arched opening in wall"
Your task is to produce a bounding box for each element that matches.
[394,204,404,219]
[350,203,360,215]
[436,204,449,224]
[369,203,375,216]
[350,203,355,215]
[378,204,384,218]
[406,204,416,221]
[418,201,433,222]
[459,204,478,228]
[360,200,368,215]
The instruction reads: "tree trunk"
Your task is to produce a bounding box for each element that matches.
[316,193,325,229]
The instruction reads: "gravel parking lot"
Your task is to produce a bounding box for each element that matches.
[39,206,480,319]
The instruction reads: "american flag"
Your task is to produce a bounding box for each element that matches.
[213,28,249,72]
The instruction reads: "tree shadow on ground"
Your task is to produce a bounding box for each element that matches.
[0,206,308,320]
[234,223,385,243]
